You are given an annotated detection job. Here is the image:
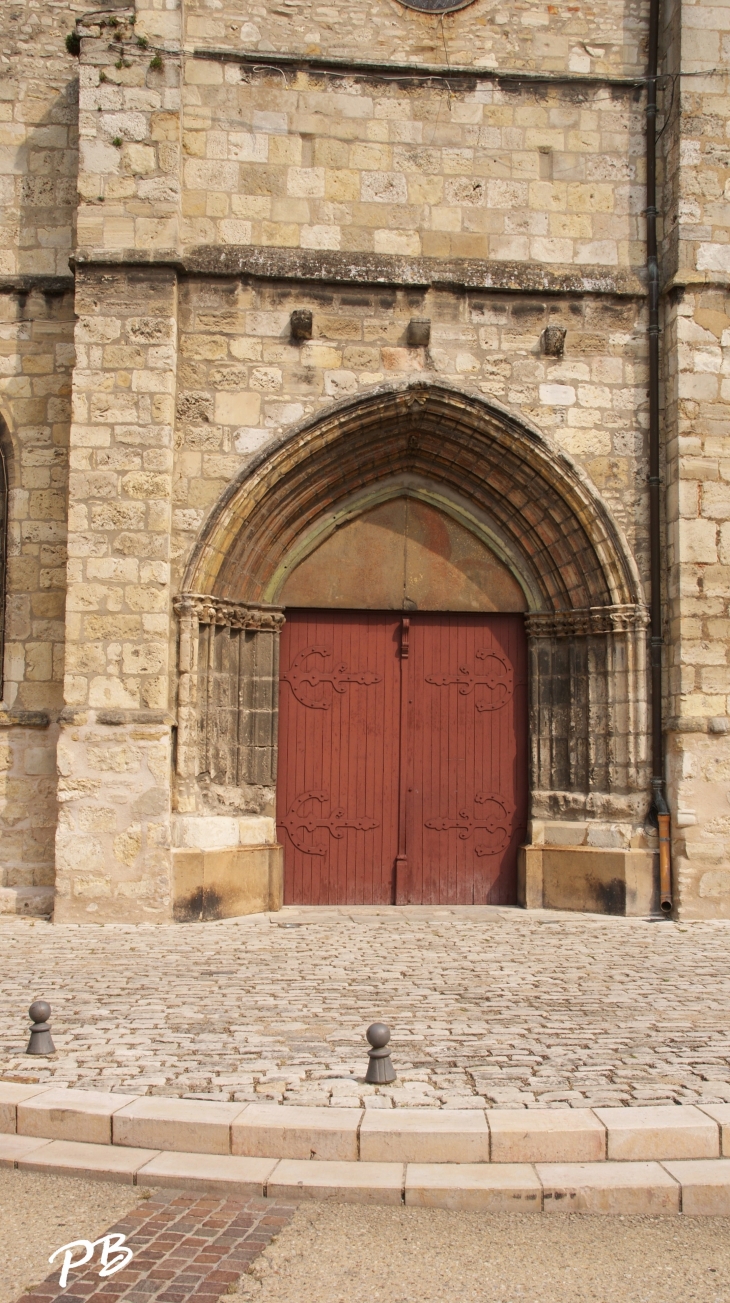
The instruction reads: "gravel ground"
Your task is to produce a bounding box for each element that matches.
[235,1203,730,1303]
[2,908,730,1108]
[0,1169,143,1303]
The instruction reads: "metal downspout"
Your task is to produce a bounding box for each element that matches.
[646,0,672,912]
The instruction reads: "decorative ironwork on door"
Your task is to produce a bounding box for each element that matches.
[281,645,382,709]
[277,611,527,906]
[281,791,379,855]
[425,648,513,711]
[425,793,515,857]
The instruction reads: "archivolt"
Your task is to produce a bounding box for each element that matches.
[183,383,642,613]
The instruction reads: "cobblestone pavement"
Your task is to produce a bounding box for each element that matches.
[2,906,730,1110]
[22,1188,295,1303]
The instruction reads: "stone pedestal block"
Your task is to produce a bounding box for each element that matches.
[518,845,658,916]
[172,843,283,921]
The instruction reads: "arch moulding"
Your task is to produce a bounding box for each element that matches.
[173,383,654,916]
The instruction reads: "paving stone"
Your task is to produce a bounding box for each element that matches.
[405,1162,542,1211]
[3,911,730,1112]
[488,1108,606,1163]
[18,1087,139,1145]
[18,1139,160,1183]
[22,1188,296,1303]
[232,1103,362,1160]
[360,1108,490,1163]
[662,1159,730,1215]
[267,1159,404,1204]
[537,1162,681,1214]
[593,1105,720,1161]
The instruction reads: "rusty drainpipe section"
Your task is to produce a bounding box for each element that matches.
[646,0,672,914]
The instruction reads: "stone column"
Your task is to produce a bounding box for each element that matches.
[54,265,178,923]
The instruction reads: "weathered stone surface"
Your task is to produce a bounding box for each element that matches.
[0,0,727,922]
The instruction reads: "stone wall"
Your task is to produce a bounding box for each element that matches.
[178,64,644,268]
[53,263,177,922]
[0,0,78,912]
[171,279,650,594]
[183,0,645,78]
[0,0,727,920]
[0,0,79,279]
[660,0,730,917]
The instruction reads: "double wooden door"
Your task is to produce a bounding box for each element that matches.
[277,610,527,906]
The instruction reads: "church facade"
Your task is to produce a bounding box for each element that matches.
[1,0,729,922]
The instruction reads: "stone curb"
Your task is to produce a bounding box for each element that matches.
[3,1133,730,1214]
[2,1083,729,1165]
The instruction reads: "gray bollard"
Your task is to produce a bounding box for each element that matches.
[26,1000,56,1056]
[365,1022,396,1084]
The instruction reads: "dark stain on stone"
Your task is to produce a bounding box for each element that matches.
[202,886,224,921]
[173,887,204,923]
[594,876,627,915]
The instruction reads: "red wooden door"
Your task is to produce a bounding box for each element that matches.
[277,610,401,905]
[277,611,527,906]
[404,613,528,905]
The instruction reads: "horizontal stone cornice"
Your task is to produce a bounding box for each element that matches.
[192,47,645,92]
[0,276,74,297]
[71,247,646,298]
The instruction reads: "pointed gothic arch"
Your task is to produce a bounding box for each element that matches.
[175,383,649,834]
[183,382,642,614]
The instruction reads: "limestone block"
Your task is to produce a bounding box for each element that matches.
[405,1163,542,1212]
[113,1097,245,1154]
[135,1150,277,1195]
[593,1106,719,1161]
[662,1159,730,1215]
[538,1162,680,1214]
[517,847,543,910]
[172,844,283,921]
[172,815,240,849]
[0,1135,53,1167]
[698,1104,730,1155]
[0,886,54,916]
[488,1109,606,1163]
[18,1088,139,1146]
[267,1159,404,1205]
[238,816,276,845]
[19,1139,160,1184]
[360,1109,489,1164]
[232,1104,362,1161]
[526,846,658,917]
[0,1084,51,1135]
[531,821,588,846]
